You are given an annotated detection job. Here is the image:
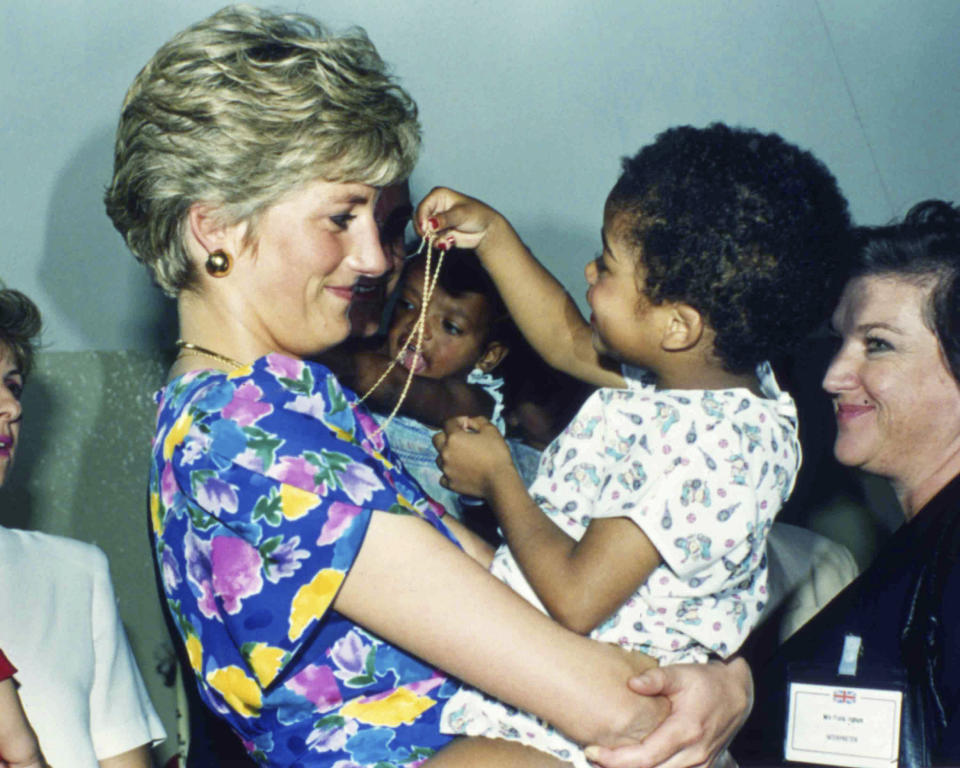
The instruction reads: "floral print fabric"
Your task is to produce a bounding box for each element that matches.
[150,354,459,767]
[441,362,800,766]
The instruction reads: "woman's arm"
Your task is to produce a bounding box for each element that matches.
[98,745,153,768]
[335,510,667,748]
[415,188,625,389]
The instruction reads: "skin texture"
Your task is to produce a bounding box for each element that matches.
[0,347,23,488]
[0,677,46,768]
[824,274,960,516]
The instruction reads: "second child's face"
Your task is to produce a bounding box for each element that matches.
[388,262,494,379]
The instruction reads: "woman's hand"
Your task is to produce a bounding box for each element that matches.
[414,187,505,251]
[584,657,753,768]
[432,416,514,499]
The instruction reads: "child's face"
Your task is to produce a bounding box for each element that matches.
[388,261,498,379]
[584,207,673,367]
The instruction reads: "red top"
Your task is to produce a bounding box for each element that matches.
[0,648,16,681]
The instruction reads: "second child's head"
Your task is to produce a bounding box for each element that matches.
[587,123,852,375]
[388,248,510,380]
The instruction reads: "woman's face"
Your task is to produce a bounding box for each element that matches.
[823,274,960,491]
[0,345,24,487]
[226,179,388,358]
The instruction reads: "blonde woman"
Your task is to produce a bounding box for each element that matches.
[106,7,750,766]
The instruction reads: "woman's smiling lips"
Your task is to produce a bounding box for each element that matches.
[834,402,875,424]
[326,284,356,302]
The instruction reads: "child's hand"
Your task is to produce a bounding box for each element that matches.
[432,416,514,499]
[414,188,504,251]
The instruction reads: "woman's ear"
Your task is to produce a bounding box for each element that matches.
[187,202,232,258]
[476,341,509,373]
[661,303,703,352]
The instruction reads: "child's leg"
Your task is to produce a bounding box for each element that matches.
[426,736,574,768]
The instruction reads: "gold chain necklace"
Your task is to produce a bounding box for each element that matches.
[175,340,245,370]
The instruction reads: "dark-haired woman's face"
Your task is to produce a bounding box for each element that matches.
[0,345,24,487]
[823,275,960,493]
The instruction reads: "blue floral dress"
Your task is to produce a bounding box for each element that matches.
[150,353,460,767]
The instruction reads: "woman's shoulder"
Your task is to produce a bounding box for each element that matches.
[0,527,107,578]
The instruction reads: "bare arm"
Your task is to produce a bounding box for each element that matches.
[416,188,625,389]
[334,510,667,748]
[98,745,153,768]
[0,678,47,768]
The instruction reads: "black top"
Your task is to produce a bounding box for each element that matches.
[733,473,960,766]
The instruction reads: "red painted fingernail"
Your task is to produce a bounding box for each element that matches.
[446,236,455,249]
[427,217,440,231]
[436,240,448,251]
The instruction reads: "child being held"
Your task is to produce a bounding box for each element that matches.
[367,247,540,527]
[419,124,851,766]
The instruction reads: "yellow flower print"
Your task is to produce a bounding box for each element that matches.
[227,364,254,379]
[207,665,262,718]
[247,643,286,687]
[150,491,163,535]
[288,569,344,642]
[185,633,203,673]
[163,411,193,460]
[340,687,437,726]
[280,483,319,521]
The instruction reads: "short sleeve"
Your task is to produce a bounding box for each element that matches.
[154,356,454,690]
[86,547,166,759]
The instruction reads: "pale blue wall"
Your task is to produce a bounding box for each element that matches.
[3,0,958,352]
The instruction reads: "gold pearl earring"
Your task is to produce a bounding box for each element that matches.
[205,250,232,277]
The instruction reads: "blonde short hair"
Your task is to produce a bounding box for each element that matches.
[105,4,420,297]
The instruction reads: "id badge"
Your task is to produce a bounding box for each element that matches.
[784,659,905,768]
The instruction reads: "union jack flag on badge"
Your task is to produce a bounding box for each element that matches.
[833,689,857,704]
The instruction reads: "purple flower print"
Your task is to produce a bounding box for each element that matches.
[266,353,305,381]
[329,630,372,681]
[354,409,386,453]
[317,502,362,546]
[161,461,178,508]
[211,535,264,614]
[184,531,219,619]
[196,475,239,515]
[339,462,383,505]
[161,546,182,591]
[263,535,310,582]
[268,456,324,494]
[285,663,343,712]
[222,380,272,426]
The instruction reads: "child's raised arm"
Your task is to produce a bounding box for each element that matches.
[416,188,625,389]
[0,669,47,768]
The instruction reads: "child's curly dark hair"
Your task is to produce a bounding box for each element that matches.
[607,123,853,373]
[0,288,42,378]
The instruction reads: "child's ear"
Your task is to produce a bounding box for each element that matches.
[661,303,703,352]
[476,341,509,373]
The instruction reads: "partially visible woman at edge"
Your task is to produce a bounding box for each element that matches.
[732,200,960,765]
[0,287,165,768]
[105,7,750,767]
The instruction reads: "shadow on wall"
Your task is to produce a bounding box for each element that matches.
[5,349,178,766]
[38,127,176,353]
